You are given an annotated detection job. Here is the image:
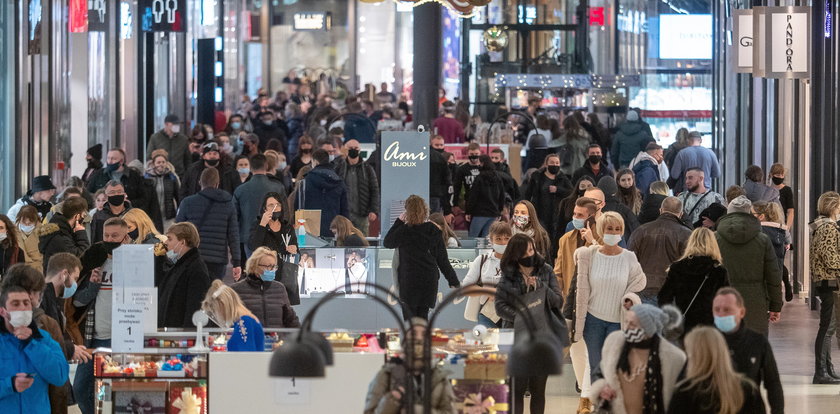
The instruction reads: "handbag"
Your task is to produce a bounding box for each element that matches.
[463,255,491,322]
[279,256,301,305]
[513,281,569,351]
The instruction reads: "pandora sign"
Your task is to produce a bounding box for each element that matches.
[767,6,811,78]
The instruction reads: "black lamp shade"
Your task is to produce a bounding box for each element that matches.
[301,331,334,366]
[506,336,562,377]
[269,340,327,378]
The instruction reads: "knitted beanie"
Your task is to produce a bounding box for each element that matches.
[727,195,752,214]
[631,304,682,337]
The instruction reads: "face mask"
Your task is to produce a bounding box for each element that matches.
[468,155,479,162]
[205,159,220,167]
[623,328,647,343]
[328,154,336,162]
[348,149,360,159]
[492,243,507,255]
[714,315,738,333]
[300,148,312,154]
[62,281,78,299]
[493,162,502,169]
[102,241,122,252]
[108,194,126,206]
[603,234,621,246]
[18,224,35,234]
[171,125,181,133]
[432,147,444,153]
[8,310,32,328]
[518,255,536,268]
[588,155,601,165]
[221,143,233,153]
[547,165,561,175]
[278,161,288,170]
[771,176,784,185]
[260,269,276,282]
[238,167,251,175]
[128,228,139,240]
[513,215,529,228]
[572,218,586,230]
[166,249,179,263]
[106,162,121,172]
[0,232,6,242]
[231,122,242,130]
[271,211,283,221]
[207,133,214,140]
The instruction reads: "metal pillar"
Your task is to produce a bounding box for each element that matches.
[412,2,442,129]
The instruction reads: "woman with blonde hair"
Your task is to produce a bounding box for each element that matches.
[753,201,793,302]
[330,215,369,247]
[429,212,460,247]
[638,181,670,224]
[231,246,300,328]
[123,208,164,244]
[667,327,764,414]
[202,279,265,352]
[659,228,730,334]
[384,195,460,320]
[510,200,552,259]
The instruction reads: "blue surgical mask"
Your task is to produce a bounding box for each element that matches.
[714,315,737,333]
[18,223,35,234]
[231,121,242,130]
[166,249,179,263]
[572,218,586,230]
[278,161,288,170]
[62,281,78,299]
[260,270,276,282]
[237,167,250,175]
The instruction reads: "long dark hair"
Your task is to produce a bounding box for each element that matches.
[478,154,496,176]
[0,214,20,264]
[258,192,290,225]
[500,233,542,272]
[564,176,596,204]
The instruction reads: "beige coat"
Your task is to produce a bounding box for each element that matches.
[572,245,646,342]
[17,225,43,272]
[364,362,456,414]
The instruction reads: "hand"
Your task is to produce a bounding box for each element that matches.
[465,215,472,222]
[13,326,32,341]
[580,222,595,245]
[548,185,557,193]
[260,207,275,226]
[368,212,377,222]
[73,220,85,232]
[599,385,616,401]
[623,299,634,311]
[390,386,405,401]
[232,267,242,281]
[72,345,92,363]
[90,267,103,284]
[769,311,781,322]
[702,217,715,228]
[399,212,407,222]
[13,374,34,393]
[444,214,454,225]
[286,245,298,255]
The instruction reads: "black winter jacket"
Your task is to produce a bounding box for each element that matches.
[179,161,241,198]
[38,214,90,274]
[339,160,380,217]
[383,219,460,308]
[724,322,784,414]
[231,274,301,328]
[637,194,667,224]
[603,196,640,241]
[248,220,297,255]
[158,247,211,328]
[429,150,453,214]
[86,167,151,215]
[495,261,563,327]
[176,188,241,266]
[522,169,572,234]
[658,256,729,334]
[145,169,180,219]
[466,172,506,217]
[90,202,132,244]
[667,377,765,414]
[453,163,481,207]
[294,165,350,238]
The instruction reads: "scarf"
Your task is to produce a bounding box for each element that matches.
[618,335,664,414]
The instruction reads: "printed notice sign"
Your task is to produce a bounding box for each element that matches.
[274,378,311,405]
[112,304,145,352]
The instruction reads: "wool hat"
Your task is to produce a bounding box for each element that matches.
[626,110,639,122]
[597,176,618,198]
[31,175,56,193]
[727,195,752,214]
[87,143,103,160]
[631,304,682,337]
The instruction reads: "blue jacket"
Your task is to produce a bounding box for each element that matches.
[632,158,661,197]
[295,165,349,238]
[0,326,69,414]
[176,188,241,266]
[344,116,377,143]
[233,174,287,242]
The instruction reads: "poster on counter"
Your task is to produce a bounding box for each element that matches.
[297,248,373,298]
[379,131,430,236]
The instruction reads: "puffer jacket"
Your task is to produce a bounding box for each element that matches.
[0,323,69,414]
[175,188,241,266]
[144,163,181,220]
[659,256,730,334]
[294,165,349,238]
[231,274,300,328]
[715,212,782,336]
[364,361,456,414]
[38,214,90,274]
[339,160,380,217]
[179,160,241,198]
[627,213,692,295]
[809,216,840,282]
[610,121,654,168]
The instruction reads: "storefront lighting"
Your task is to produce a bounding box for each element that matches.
[214,87,223,103]
[215,61,223,77]
[214,37,222,51]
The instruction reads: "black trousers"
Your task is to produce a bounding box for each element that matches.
[512,375,548,414]
[815,283,836,372]
[205,262,228,281]
[400,303,430,321]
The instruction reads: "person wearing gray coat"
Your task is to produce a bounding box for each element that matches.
[234,154,286,257]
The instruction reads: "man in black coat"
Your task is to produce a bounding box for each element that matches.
[339,139,379,236]
[572,144,615,185]
[38,197,90,274]
[175,167,241,281]
[253,111,288,153]
[86,148,150,216]
[179,142,241,198]
[429,136,453,218]
[90,181,132,244]
[713,288,784,414]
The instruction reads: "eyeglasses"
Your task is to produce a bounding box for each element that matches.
[258,263,278,271]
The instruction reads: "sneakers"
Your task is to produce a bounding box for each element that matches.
[577,397,592,414]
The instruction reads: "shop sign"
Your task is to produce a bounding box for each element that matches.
[589,7,605,26]
[293,12,332,31]
[69,0,88,33]
[139,0,187,32]
[88,0,108,31]
[752,7,767,77]
[379,131,430,236]
[765,6,810,79]
[733,9,753,73]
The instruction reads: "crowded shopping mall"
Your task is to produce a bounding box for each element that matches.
[0,0,835,413]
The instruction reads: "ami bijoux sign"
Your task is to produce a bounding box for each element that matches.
[379,131,430,236]
[765,6,810,78]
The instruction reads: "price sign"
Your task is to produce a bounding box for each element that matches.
[274,377,311,405]
[112,304,145,352]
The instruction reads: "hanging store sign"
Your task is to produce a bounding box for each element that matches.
[69,0,88,33]
[751,7,767,77]
[293,12,332,31]
[88,0,108,31]
[140,0,187,32]
[379,131,430,236]
[765,6,810,79]
[733,9,753,73]
[589,7,606,26]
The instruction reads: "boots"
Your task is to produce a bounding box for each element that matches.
[577,397,592,414]
[825,343,840,380]
[782,266,794,302]
[814,341,840,384]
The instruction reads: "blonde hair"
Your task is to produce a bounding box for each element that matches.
[595,211,624,237]
[649,181,669,196]
[403,195,429,226]
[752,201,783,225]
[264,150,280,172]
[123,208,161,244]
[680,327,746,414]
[330,216,369,246]
[202,280,255,326]
[245,247,278,276]
[429,213,459,247]
[679,227,722,262]
[818,191,840,218]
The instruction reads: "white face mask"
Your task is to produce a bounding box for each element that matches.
[18,224,35,234]
[492,243,507,255]
[603,234,622,246]
[8,310,32,328]
[0,232,6,242]
[171,125,181,133]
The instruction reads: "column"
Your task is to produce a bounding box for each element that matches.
[412,2,441,129]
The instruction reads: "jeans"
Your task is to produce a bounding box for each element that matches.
[582,313,620,383]
[205,263,228,281]
[74,338,111,414]
[469,216,496,237]
[816,284,836,373]
[638,292,658,306]
[477,313,501,328]
[512,375,548,414]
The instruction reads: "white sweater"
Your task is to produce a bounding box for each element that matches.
[588,250,634,323]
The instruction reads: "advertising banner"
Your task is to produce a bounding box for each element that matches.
[379,131,430,237]
[140,0,187,32]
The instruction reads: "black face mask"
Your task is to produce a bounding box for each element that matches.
[432,147,444,153]
[271,211,283,221]
[518,255,537,268]
[108,194,125,206]
[468,155,479,162]
[300,148,312,155]
[547,165,561,175]
[102,241,122,252]
[205,159,220,167]
[588,155,602,165]
[771,176,784,185]
[128,229,139,240]
[106,162,121,172]
[348,149,360,159]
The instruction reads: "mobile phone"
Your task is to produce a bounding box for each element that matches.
[25,373,36,378]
